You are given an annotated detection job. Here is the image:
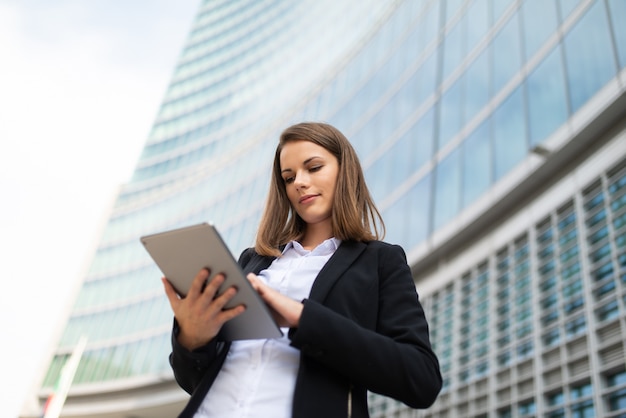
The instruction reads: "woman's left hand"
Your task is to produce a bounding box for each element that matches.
[247,273,303,328]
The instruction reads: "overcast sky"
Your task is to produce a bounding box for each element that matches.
[0,1,199,416]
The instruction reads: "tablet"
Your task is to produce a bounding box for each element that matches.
[140,223,282,341]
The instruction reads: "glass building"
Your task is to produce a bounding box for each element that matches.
[21,0,626,417]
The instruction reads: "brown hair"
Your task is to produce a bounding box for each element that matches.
[255,122,385,257]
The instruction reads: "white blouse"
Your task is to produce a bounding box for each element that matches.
[195,238,340,418]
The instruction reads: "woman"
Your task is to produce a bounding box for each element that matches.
[163,122,442,418]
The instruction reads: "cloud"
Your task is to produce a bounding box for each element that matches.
[0,1,199,416]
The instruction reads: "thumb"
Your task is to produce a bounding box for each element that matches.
[162,277,180,310]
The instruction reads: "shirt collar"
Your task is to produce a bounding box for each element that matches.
[282,237,341,256]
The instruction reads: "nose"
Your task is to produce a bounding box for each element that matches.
[293,170,309,190]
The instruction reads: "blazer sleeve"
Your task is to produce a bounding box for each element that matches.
[288,242,442,408]
[169,319,225,394]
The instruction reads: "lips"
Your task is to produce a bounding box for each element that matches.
[299,194,319,204]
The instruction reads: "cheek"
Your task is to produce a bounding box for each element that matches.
[285,186,298,205]
[325,177,339,195]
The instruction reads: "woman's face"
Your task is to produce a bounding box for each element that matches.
[279,140,339,228]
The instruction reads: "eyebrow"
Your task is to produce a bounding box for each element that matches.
[280,156,323,174]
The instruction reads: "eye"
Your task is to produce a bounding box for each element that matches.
[283,176,295,184]
[309,165,323,173]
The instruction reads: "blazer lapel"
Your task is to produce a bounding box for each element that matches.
[242,254,275,275]
[309,240,367,302]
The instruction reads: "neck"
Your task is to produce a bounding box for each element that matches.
[300,222,333,250]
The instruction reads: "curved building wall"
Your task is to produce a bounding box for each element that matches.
[392,130,626,417]
[24,0,626,417]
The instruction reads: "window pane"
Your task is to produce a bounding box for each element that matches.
[417,52,438,104]
[608,388,626,412]
[607,0,626,68]
[463,120,491,205]
[443,20,464,80]
[434,148,461,229]
[521,0,559,60]
[492,0,513,24]
[415,108,435,166]
[558,0,583,22]
[382,175,431,249]
[466,0,489,52]
[492,11,522,94]
[43,355,67,388]
[418,1,441,50]
[388,135,416,189]
[527,45,569,146]
[438,79,463,149]
[548,391,564,406]
[445,0,464,23]
[366,153,393,202]
[406,174,432,249]
[564,0,617,113]
[464,48,490,123]
[608,371,626,386]
[493,87,527,180]
[383,196,407,245]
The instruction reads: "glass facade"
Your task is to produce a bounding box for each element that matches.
[26,0,626,417]
[376,158,626,418]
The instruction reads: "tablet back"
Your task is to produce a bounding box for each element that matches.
[140,223,282,341]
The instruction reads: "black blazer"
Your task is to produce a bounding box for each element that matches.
[170,240,442,418]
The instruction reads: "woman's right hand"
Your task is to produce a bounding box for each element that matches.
[162,268,246,351]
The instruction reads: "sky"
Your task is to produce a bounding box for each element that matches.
[0,1,200,416]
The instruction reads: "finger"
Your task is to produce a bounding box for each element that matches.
[249,278,299,326]
[247,273,260,291]
[161,278,180,310]
[253,276,278,302]
[202,272,226,302]
[247,273,267,296]
[187,268,210,300]
[209,284,239,312]
[216,303,247,324]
